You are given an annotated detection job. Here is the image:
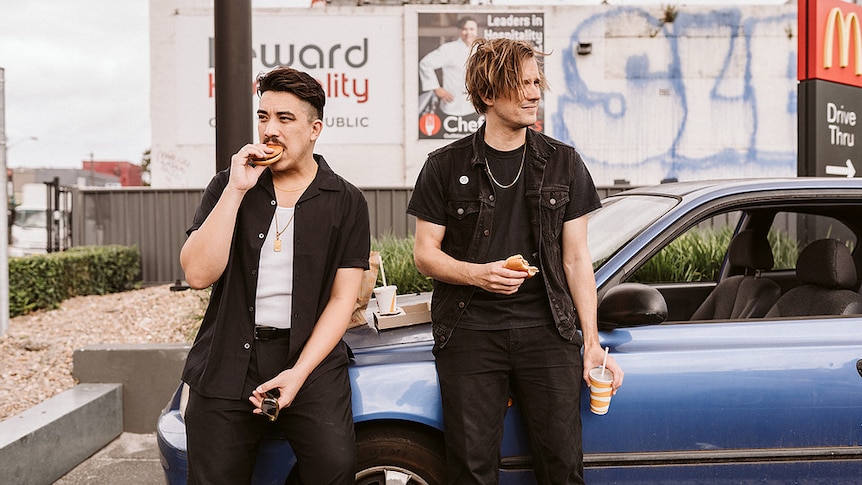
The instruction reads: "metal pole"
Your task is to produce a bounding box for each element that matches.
[214,0,253,173]
[0,67,9,335]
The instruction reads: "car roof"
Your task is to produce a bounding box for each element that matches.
[611,177,862,199]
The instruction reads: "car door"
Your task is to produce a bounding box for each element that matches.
[581,316,862,483]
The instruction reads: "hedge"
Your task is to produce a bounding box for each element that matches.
[8,245,141,317]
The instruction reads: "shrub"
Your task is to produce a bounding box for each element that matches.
[371,234,433,294]
[8,245,141,317]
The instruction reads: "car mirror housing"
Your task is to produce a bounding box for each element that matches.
[598,283,668,330]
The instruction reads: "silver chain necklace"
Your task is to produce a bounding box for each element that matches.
[485,146,526,189]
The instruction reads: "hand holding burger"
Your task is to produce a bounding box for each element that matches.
[249,144,284,166]
[503,254,539,278]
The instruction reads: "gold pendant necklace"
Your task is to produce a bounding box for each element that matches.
[273,208,295,252]
[486,146,526,189]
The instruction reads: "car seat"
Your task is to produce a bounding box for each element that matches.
[765,238,862,318]
[690,229,781,320]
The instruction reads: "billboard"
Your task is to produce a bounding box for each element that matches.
[175,13,403,146]
[417,11,545,140]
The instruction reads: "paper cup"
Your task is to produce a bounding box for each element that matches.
[373,285,398,315]
[588,367,614,415]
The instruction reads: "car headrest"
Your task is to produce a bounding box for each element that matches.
[727,230,774,271]
[796,239,857,289]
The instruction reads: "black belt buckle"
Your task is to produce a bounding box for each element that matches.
[254,326,275,340]
[254,326,289,341]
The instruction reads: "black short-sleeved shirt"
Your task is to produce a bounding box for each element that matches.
[182,155,370,400]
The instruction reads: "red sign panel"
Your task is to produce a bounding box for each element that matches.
[799,0,862,88]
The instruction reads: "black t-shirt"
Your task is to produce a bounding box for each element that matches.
[458,144,553,330]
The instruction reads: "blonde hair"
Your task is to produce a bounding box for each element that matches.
[465,38,548,114]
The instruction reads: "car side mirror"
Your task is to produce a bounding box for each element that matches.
[598,283,668,330]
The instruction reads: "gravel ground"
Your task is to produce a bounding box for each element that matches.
[0,284,209,421]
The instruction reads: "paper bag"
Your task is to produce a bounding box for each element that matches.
[349,251,380,328]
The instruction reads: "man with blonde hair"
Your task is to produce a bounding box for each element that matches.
[408,38,623,484]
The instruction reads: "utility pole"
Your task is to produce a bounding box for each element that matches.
[1,67,9,335]
[214,0,252,173]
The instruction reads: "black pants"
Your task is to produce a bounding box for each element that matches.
[435,324,585,485]
[185,338,356,485]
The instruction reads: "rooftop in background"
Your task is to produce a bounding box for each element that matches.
[7,165,135,206]
[81,161,143,187]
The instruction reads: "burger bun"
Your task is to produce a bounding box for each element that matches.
[503,254,539,278]
[251,144,284,166]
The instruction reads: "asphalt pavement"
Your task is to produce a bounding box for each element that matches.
[54,433,164,484]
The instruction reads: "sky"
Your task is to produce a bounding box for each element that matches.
[0,0,150,169]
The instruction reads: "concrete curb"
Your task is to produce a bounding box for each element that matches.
[73,343,190,433]
[0,383,123,485]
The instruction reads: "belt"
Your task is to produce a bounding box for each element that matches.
[254,326,291,341]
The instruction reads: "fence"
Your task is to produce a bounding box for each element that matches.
[71,186,630,285]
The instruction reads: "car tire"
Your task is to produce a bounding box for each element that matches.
[354,425,446,485]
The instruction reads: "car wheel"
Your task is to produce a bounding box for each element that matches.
[355,425,446,485]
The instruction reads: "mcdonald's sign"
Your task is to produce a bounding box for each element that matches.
[799,0,862,88]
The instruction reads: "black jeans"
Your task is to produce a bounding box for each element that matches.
[435,324,585,485]
[185,338,356,485]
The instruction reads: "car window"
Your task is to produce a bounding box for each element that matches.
[587,195,678,271]
[628,211,741,284]
[627,210,858,283]
[768,212,856,270]
[13,209,47,229]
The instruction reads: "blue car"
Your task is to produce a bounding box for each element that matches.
[158,178,862,484]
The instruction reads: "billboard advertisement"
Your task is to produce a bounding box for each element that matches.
[175,13,403,146]
[417,11,545,140]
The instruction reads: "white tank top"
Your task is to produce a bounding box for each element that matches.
[255,206,294,329]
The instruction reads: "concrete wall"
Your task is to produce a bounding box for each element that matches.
[149,1,798,188]
[73,344,190,433]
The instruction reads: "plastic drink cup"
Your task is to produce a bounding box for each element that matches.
[588,367,614,415]
[373,285,398,315]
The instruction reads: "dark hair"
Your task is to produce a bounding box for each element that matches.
[256,67,325,120]
[465,38,548,115]
[457,16,477,29]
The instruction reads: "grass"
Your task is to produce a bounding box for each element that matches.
[371,234,433,294]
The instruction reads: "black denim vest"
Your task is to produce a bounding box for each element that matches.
[411,126,599,351]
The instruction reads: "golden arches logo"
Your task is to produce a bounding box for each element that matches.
[823,7,862,76]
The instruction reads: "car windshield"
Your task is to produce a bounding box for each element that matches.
[587,194,678,270]
[14,209,47,229]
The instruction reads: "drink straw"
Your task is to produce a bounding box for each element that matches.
[378,253,388,287]
[601,346,609,369]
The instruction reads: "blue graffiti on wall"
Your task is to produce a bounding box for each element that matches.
[554,7,798,184]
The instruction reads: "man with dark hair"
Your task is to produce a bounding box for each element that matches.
[181,66,370,484]
[408,38,624,484]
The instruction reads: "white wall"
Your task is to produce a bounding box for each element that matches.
[150,1,798,188]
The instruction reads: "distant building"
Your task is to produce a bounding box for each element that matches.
[9,168,120,206]
[81,160,143,187]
